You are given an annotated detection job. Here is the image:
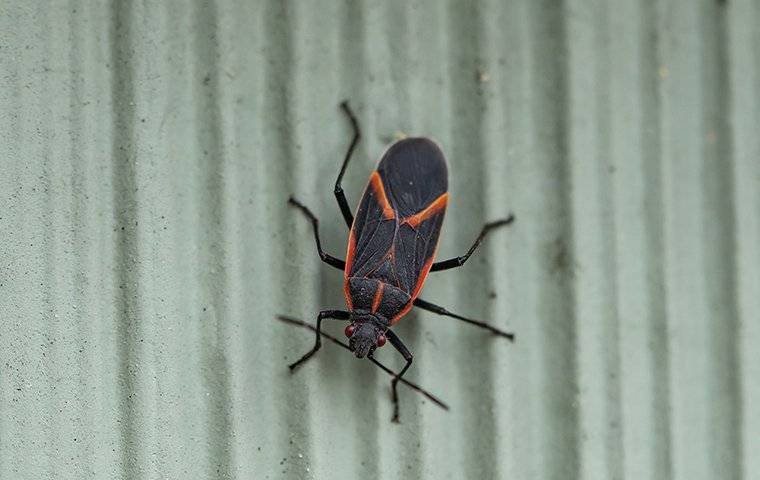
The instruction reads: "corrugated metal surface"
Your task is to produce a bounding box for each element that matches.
[1,1,758,479]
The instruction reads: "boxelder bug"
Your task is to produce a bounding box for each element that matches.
[285,101,515,422]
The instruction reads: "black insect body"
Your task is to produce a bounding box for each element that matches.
[285,102,514,422]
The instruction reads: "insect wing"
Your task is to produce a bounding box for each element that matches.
[346,172,397,280]
[346,138,448,298]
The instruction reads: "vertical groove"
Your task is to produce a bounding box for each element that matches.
[701,2,742,479]
[657,1,712,477]
[446,1,498,478]
[595,2,624,476]
[0,4,21,476]
[642,1,672,477]
[67,1,95,474]
[731,3,760,478]
[192,0,234,478]
[109,1,140,476]
[262,1,315,475]
[528,1,579,478]
[567,1,624,476]
[41,2,57,476]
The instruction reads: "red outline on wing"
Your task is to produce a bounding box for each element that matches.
[390,251,437,324]
[402,192,448,228]
[371,282,385,314]
[369,171,395,219]
[343,230,356,310]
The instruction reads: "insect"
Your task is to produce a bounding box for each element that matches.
[286,101,515,422]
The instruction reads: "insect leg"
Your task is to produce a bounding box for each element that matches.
[334,101,361,229]
[288,197,346,270]
[383,329,413,423]
[413,297,514,340]
[288,309,351,372]
[277,315,450,411]
[430,215,515,272]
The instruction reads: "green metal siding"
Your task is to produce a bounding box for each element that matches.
[1,1,758,479]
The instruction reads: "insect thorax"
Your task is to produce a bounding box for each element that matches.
[346,277,410,322]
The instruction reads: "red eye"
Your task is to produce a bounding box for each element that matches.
[376,334,386,347]
[344,324,356,338]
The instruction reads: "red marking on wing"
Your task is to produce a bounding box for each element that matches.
[390,247,437,324]
[391,301,413,325]
[343,231,356,310]
[371,282,385,314]
[369,171,395,219]
[410,253,436,300]
[402,192,448,228]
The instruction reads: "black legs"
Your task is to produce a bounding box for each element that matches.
[287,101,362,270]
[334,101,361,228]
[382,330,413,423]
[289,190,515,278]
[430,215,515,272]
[288,197,346,270]
[422,212,516,339]
[414,297,514,340]
[288,309,351,371]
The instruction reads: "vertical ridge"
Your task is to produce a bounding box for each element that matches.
[192,0,234,477]
[527,1,579,478]
[566,1,624,479]
[0,4,33,478]
[642,1,673,478]
[445,1,499,478]
[638,2,673,480]
[41,2,64,476]
[261,2,316,477]
[488,0,530,477]
[67,3,94,474]
[657,2,712,478]
[700,3,742,479]
[728,2,760,478]
[88,3,122,476]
